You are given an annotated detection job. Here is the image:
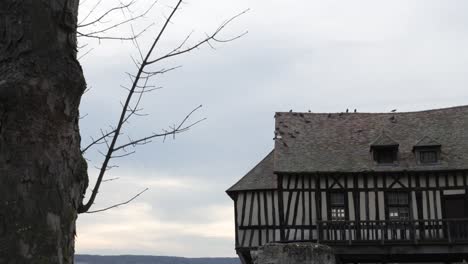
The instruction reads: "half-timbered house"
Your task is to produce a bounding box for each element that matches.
[227,105,468,264]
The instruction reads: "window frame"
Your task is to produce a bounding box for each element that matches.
[385,191,410,221]
[328,192,347,221]
[372,146,399,165]
[415,146,441,165]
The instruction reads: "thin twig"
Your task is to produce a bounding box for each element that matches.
[78,1,157,41]
[102,177,120,183]
[146,9,249,65]
[84,188,149,213]
[81,130,115,154]
[113,109,206,152]
[79,0,137,28]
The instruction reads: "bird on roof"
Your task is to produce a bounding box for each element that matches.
[391,109,397,112]
[346,108,349,113]
[308,110,311,113]
[289,109,292,112]
[354,109,357,113]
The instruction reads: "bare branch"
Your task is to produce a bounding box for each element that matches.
[131,25,145,61]
[84,188,149,214]
[78,47,95,60]
[79,113,89,120]
[77,23,153,41]
[111,151,136,159]
[79,0,137,28]
[94,164,119,171]
[79,0,185,214]
[113,106,205,152]
[139,66,182,78]
[146,9,249,65]
[78,0,245,214]
[79,0,103,27]
[100,129,111,149]
[81,129,115,154]
[78,1,157,41]
[102,177,120,183]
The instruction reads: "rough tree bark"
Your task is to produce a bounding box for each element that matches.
[0,0,88,263]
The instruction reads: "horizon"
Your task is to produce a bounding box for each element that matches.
[76,254,238,258]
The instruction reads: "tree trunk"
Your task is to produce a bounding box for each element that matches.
[0,1,88,263]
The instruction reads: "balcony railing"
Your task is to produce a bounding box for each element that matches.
[317,219,468,245]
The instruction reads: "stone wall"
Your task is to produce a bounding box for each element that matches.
[255,243,335,264]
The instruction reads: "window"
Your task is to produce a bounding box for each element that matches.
[329,192,346,221]
[389,207,409,220]
[372,146,398,164]
[375,148,396,164]
[419,150,438,163]
[370,133,399,165]
[386,192,409,220]
[331,208,345,220]
[415,147,440,164]
[413,136,441,165]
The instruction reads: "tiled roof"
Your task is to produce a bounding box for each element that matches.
[226,150,277,193]
[370,132,399,147]
[227,105,468,193]
[274,105,468,173]
[414,135,442,147]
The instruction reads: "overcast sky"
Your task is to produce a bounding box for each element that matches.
[75,0,468,257]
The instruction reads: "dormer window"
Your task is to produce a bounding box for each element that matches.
[372,146,398,164]
[370,132,399,165]
[413,136,441,165]
[419,149,438,164]
[414,146,441,165]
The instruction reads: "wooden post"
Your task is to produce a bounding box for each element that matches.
[447,221,452,243]
[348,221,352,245]
[278,174,285,242]
[381,222,385,245]
[317,221,322,243]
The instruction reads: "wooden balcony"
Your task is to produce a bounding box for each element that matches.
[236,219,468,262]
[317,218,468,245]
[316,219,468,263]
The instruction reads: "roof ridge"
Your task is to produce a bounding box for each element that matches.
[275,104,468,115]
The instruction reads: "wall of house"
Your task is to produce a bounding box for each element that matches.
[281,175,319,241]
[234,171,468,249]
[235,190,281,248]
